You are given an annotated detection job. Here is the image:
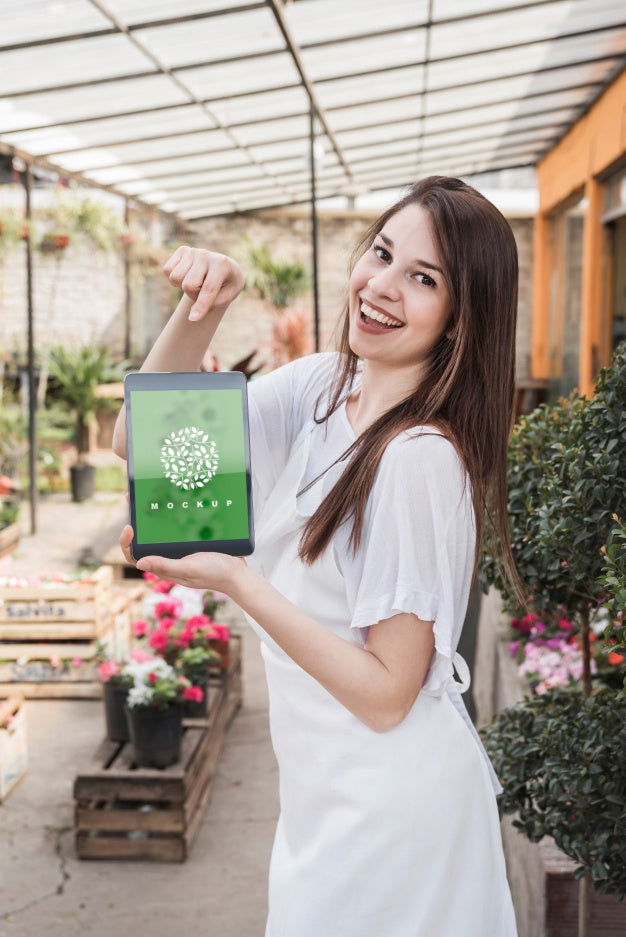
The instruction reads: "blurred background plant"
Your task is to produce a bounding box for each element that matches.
[241,238,312,367]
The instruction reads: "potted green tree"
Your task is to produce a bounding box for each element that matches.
[47,345,124,502]
[480,342,626,935]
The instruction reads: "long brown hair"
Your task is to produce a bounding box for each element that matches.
[298,176,521,599]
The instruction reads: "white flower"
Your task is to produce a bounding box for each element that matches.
[169,584,204,619]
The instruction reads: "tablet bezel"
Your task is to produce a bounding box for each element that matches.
[124,370,255,560]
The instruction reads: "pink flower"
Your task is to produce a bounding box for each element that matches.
[155,599,182,619]
[159,616,176,632]
[533,621,546,634]
[148,671,158,684]
[186,614,211,629]
[558,617,573,631]
[49,655,61,668]
[142,572,159,583]
[98,660,121,682]
[152,580,175,594]
[182,685,204,703]
[149,631,169,654]
[131,619,150,637]
[508,641,521,657]
[210,623,230,642]
[72,657,83,667]
[131,648,154,663]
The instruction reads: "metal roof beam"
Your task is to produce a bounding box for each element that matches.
[0,3,266,53]
[266,0,353,183]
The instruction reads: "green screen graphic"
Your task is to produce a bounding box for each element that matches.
[131,388,249,544]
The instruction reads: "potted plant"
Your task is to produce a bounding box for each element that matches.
[47,345,124,501]
[133,609,224,718]
[480,342,626,934]
[97,656,134,743]
[122,657,203,768]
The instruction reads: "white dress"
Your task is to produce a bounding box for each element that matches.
[245,353,518,937]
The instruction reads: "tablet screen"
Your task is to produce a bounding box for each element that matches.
[125,372,253,557]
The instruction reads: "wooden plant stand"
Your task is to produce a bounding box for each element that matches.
[73,635,242,862]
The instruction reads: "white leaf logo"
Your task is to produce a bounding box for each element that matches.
[160,426,219,490]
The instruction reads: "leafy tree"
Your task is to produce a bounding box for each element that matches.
[481,343,626,932]
[481,342,626,695]
[482,688,626,899]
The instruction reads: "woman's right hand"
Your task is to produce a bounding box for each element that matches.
[163,246,245,321]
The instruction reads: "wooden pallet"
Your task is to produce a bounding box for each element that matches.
[0,566,114,636]
[74,635,242,861]
[0,578,144,698]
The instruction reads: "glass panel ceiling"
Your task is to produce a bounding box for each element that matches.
[0,0,624,219]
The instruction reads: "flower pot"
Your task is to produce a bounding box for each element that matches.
[103,681,130,742]
[182,671,210,718]
[70,463,95,502]
[125,705,183,768]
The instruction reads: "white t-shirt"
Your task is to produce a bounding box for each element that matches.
[247,351,476,697]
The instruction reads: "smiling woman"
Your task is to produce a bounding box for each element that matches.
[112,175,521,937]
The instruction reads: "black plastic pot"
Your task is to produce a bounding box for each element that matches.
[182,670,210,719]
[70,463,95,502]
[103,681,130,742]
[125,704,183,768]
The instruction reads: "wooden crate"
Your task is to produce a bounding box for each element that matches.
[0,696,28,801]
[74,635,242,861]
[0,575,144,698]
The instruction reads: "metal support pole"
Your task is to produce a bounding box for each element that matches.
[309,106,320,353]
[124,200,131,359]
[24,165,37,534]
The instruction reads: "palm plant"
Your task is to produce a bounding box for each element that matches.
[48,346,124,463]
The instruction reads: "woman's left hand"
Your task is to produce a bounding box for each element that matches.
[119,524,245,593]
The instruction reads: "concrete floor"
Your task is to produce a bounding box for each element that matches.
[0,487,279,937]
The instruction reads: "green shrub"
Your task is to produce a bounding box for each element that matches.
[481,688,626,899]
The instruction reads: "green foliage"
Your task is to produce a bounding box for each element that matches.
[481,688,626,899]
[242,239,310,309]
[47,346,125,456]
[175,645,219,679]
[38,194,122,252]
[481,342,626,626]
[0,210,28,253]
[0,499,19,529]
[598,518,626,673]
[0,407,27,476]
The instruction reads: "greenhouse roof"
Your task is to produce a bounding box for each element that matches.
[1,0,625,219]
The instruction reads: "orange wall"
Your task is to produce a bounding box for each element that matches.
[536,69,626,213]
[533,68,626,395]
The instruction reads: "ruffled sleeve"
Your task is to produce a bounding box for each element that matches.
[247,353,337,519]
[339,429,476,697]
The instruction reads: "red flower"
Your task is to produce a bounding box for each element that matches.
[131,619,150,637]
[186,614,212,629]
[149,631,168,654]
[182,685,204,703]
[152,580,175,594]
[155,599,182,619]
[148,672,158,684]
[608,652,625,666]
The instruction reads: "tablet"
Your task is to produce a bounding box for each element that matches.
[124,371,254,560]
